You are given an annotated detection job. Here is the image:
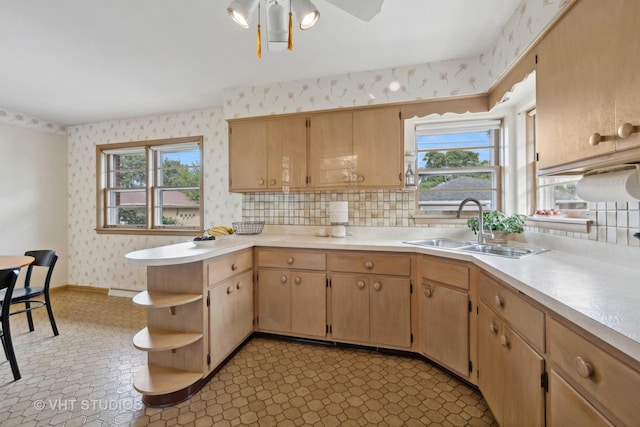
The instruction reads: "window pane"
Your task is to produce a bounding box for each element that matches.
[155,189,200,227]
[418,148,494,170]
[417,131,494,150]
[155,145,201,189]
[537,176,587,214]
[109,152,146,188]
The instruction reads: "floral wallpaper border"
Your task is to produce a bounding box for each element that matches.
[0,108,67,135]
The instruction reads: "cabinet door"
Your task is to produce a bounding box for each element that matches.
[257,269,291,333]
[352,107,402,188]
[615,0,640,151]
[291,271,326,338]
[209,280,236,367]
[478,301,505,426]
[421,281,469,378]
[231,270,254,347]
[308,111,354,188]
[267,116,308,190]
[331,274,369,342]
[502,326,545,427]
[548,370,613,427]
[228,120,268,191]
[535,0,615,170]
[370,276,411,348]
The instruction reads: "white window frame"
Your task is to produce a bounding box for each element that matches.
[96,136,204,235]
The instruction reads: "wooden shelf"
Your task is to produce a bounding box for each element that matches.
[133,327,203,352]
[133,364,203,396]
[133,290,202,308]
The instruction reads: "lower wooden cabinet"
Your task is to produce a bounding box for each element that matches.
[548,369,613,427]
[478,301,545,427]
[331,273,411,348]
[209,269,253,368]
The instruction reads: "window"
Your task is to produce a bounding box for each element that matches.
[414,120,501,215]
[96,136,203,235]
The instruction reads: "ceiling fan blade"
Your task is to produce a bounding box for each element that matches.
[324,0,384,21]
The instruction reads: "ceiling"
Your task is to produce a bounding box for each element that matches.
[0,0,522,126]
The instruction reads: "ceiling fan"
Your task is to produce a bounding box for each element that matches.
[227,0,384,57]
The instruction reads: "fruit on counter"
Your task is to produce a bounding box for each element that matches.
[535,209,561,215]
[194,235,215,241]
[207,225,236,236]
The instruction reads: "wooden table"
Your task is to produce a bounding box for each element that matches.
[0,256,34,270]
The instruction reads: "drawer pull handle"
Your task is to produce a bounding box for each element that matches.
[500,335,509,348]
[373,282,381,291]
[270,179,277,185]
[236,282,242,290]
[287,257,294,265]
[494,295,504,308]
[423,286,432,297]
[364,261,374,270]
[574,356,593,379]
[294,276,302,285]
[281,275,288,283]
[489,321,498,334]
[231,263,238,271]
[357,280,366,289]
[226,286,232,295]
[617,122,637,139]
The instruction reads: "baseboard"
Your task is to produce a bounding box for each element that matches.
[107,288,139,298]
[51,285,109,294]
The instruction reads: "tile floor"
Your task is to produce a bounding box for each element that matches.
[0,289,496,426]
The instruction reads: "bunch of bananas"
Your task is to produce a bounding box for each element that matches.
[207,225,236,236]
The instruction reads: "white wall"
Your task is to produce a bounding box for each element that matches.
[67,108,242,291]
[0,121,68,287]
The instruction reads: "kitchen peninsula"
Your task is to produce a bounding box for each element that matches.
[127,232,640,425]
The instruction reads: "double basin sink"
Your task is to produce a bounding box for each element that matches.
[404,238,548,259]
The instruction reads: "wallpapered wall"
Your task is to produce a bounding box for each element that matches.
[63,0,572,290]
[67,108,241,289]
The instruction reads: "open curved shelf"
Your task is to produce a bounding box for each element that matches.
[133,364,203,396]
[133,327,203,352]
[132,290,202,308]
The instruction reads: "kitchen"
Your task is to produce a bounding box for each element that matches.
[1,0,640,426]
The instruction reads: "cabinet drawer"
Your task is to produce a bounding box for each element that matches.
[420,256,469,290]
[478,272,544,352]
[258,249,326,270]
[548,317,640,427]
[208,249,253,285]
[328,252,411,276]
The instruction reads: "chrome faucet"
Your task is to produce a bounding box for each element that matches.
[456,198,493,245]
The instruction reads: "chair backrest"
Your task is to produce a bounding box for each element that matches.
[23,250,58,290]
[0,268,20,320]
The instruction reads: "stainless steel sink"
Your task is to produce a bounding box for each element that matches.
[456,244,548,258]
[403,239,473,249]
[403,239,548,259]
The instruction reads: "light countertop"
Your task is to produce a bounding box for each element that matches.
[126,232,640,365]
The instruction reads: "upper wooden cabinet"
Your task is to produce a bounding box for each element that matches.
[228,116,307,192]
[536,0,640,173]
[229,105,403,191]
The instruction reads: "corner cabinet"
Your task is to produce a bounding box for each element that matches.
[228,116,307,192]
[536,0,640,173]
[132,248,254,407]
[419,255,473,380]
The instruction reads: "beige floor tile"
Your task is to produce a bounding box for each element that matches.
[0,290,496,426]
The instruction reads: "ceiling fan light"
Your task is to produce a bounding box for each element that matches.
[292,0,320,30]
[227,0,259,29]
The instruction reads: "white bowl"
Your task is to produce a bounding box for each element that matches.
[190,238,217,247]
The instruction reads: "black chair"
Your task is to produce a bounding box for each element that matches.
[10,250,59,336]
[0,268,21,380]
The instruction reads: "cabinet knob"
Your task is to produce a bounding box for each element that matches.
[489,321,498,334]
[294,276,302,285]
[270,179,277,185]
[281,275,288,283]
[236,282,242,290]
[617,122,637,139]
[500,335,510,348]
[494,295,504,308]
[364,261,374,270]
[357,280,366,289]
[423,286,432,297]
[287,257,294,265]
[574,356,593,379]
[231,263,238,271]
[356,175,365,183]
[373,282,381,291]
[343,174,351,183]
[226,286,233,295]
[589,133,602,146]
[258,179,265,185]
